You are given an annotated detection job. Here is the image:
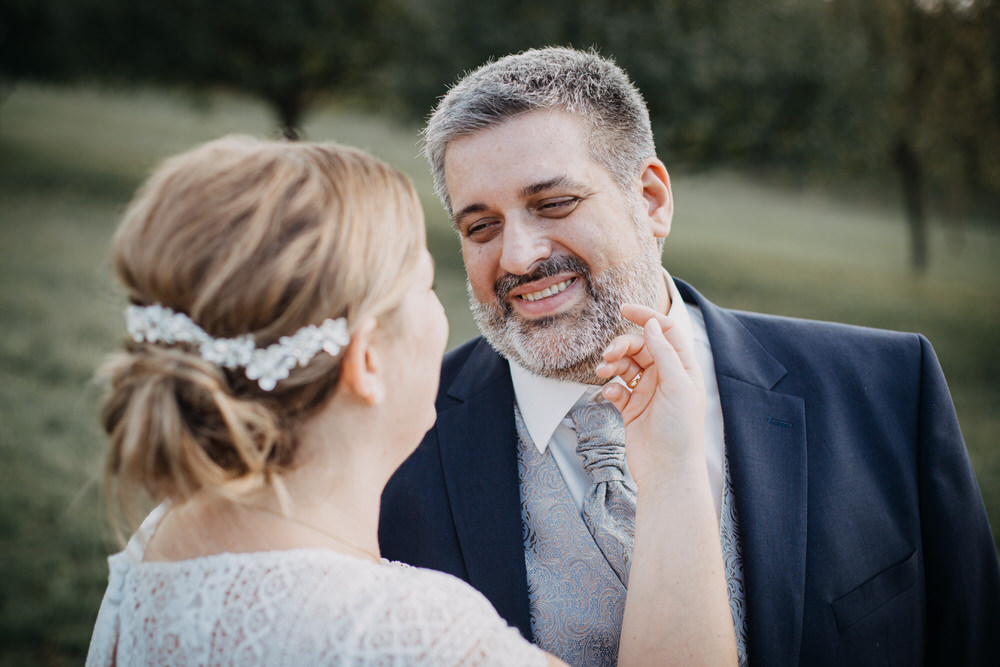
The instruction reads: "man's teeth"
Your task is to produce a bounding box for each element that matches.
[519,279,573,302]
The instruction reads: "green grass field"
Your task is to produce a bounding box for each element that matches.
[2,85,998,665]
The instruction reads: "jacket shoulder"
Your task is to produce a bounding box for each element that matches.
[678,277,926,369]
[732,308,921,348]
[725,308,928,389]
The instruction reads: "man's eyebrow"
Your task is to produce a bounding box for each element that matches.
[520,175,579,198]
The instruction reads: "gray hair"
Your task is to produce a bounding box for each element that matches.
[423,47,656,215]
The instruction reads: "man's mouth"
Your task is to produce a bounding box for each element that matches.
[517,278,576,302]
[493,256,592,317]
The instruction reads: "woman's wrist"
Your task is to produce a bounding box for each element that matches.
[631,432,709,493]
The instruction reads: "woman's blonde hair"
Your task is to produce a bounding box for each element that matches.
[100,136,424,532]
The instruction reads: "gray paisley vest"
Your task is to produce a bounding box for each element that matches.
[515,405,749,667]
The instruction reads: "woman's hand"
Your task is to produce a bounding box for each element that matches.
[601,303,738,667]
[594,303,707,489]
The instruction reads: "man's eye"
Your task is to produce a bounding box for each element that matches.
[466,219,499,238]
[537,197,580,214]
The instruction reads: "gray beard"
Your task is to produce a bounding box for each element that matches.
[468,247,664,385]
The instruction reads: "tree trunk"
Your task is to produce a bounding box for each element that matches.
[891,136,929,273]
[945,180,967,254]
[272,93,304,141]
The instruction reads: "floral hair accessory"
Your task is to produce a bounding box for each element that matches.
[125,304,350,391]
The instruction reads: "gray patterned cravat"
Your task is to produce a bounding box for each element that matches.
[570,400,637,586]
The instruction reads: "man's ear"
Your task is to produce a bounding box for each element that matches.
[338,316,385,405]
[639,158,673,239]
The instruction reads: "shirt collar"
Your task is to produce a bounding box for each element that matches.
[511,269,696,452]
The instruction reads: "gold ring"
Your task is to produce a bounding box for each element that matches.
[627,370,643,389]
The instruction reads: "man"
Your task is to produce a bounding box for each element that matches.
[379,47,1000,666]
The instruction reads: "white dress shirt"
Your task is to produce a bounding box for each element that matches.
[510,270,726,519]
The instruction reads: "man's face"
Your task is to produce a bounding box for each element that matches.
[443,109,672,384]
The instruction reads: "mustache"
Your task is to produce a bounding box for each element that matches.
[494,256,594,311]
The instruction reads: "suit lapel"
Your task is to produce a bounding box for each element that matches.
[436,339,534,639]
[678,280,808,667]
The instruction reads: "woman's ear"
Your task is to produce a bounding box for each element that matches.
[338,316,385,405]
[640,158,673,239]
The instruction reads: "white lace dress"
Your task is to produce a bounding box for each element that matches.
[86,506,548,666]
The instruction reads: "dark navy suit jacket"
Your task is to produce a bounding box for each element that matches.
[380,279,1000,666]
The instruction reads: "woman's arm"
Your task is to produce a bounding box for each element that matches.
[598,306,737,667]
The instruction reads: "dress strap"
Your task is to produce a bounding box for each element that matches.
[122,503,171,564]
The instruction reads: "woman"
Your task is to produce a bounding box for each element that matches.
[87,136,736,666]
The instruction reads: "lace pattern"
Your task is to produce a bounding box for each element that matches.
[86,507,547,667]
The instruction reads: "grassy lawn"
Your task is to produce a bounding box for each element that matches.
[2,85,998,665]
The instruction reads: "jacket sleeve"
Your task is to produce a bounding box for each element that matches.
[915,334,1000,665]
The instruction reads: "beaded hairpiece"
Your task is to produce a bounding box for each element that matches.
[125,304,350,391]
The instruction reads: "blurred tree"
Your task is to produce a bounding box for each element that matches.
[597,0,834,170]
[377,0,590,117]
[0,0,394,138]
[823,0,1000,271]
[0,0,82,88]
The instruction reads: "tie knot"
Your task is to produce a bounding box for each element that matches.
[570,401,627,482]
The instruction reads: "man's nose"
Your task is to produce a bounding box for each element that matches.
[499,216,550,276]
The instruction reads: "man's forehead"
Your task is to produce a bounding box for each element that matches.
[444,109,587,160]
[443,113,600,201]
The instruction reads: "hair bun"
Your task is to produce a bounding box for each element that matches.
[101,344,289,524]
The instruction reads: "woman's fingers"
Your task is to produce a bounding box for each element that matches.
[621,303,702,383]
[595,353,643,382]
[601,333,646,364]
[601,381,628,412]
[640,317,684,386]
[602,363,657,424]
[620,304,670,331]
[597,301,704,404]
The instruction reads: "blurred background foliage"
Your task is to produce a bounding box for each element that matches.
[1,1,999,664]
[4,0,999,270]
